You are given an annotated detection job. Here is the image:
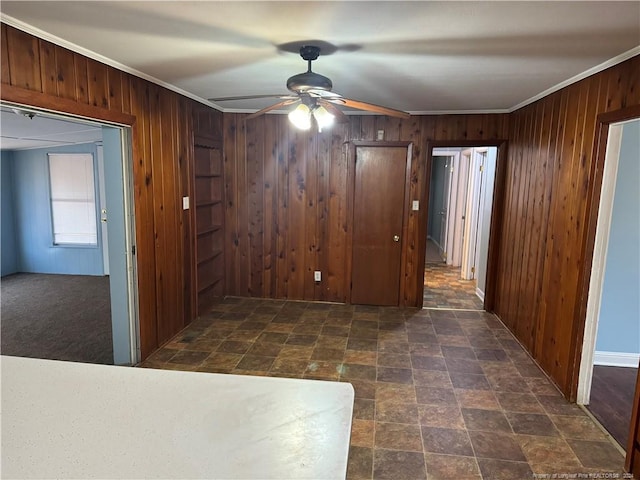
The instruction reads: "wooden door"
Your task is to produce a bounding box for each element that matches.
[626,364,640,478]
[351,146,408,306]
[194,141,224,315]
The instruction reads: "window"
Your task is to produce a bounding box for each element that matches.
[48,153,97,245]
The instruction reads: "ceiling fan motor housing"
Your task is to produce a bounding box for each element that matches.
[286,45,333,93]
[286,71,333,93]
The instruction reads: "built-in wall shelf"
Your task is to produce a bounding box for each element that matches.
[193,118,225,315]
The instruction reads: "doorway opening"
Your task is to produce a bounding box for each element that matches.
[0,104,139,365]
[424,146,497,310]
[577,118,640,452]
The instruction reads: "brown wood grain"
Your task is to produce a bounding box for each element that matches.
[1,25,10,85]
[6,26,41,91]
[55,46,77,101]
[351,145,407,305]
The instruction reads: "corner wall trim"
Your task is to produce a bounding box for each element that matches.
[593,351,640,368]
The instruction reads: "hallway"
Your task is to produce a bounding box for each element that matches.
[423,263,484,310]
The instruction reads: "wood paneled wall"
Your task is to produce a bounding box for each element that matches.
[1,23,223,359]
[222,113,509,305]
[494,56,639,397]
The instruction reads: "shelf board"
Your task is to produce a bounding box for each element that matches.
[197,250,223,265]
[197,225,222,236]
[196,200,222,208]
[198,276,223,294]
[195,173,222,178]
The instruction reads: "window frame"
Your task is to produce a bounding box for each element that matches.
[47,152,100,248]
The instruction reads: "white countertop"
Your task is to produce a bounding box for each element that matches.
[1,355,354,479]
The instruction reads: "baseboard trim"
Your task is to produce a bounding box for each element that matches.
[593,351,640,368]
[475,287,485,302]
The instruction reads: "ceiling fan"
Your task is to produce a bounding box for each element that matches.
[210,45,410,130]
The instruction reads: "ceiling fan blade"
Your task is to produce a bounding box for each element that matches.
[328,97,410,119]
[317,99,349,124]
[209,94,294,102]
[244,99,299,121]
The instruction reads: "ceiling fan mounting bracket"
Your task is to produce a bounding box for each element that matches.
[299,45,321,62]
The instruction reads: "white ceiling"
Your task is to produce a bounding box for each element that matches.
[0,108,102,150]
[1,1,639,114]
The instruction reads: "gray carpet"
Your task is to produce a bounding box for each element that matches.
[1,273,113,364]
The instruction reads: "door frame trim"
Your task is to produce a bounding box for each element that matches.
[0,85,140,365]
[570,104,640,402]
[346,141,413,306]
[418,139,508,311]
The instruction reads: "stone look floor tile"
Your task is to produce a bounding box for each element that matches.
[476,458,534,480]
[376,384,417,404]
[415,386,456,406]
[138,297,622,480]
[461,407,512,433]
[424,452,481,480]
[469,431,527,461]
[421,426,474,456]
[495,391,544,413]
[350,419,374,447]
[550,415,609,440]
[418,404,465,429]
[516,435,582,467]
[347,446,373,479]
[373,449,426,480]
[505,412,559,436]
[454,389,501,410]
[374,422,423,451]
[566,439,625,470]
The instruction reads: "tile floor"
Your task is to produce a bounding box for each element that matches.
[423,264,484,310]
[140,298,628,480]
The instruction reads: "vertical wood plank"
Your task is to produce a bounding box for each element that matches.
[6,26,42,91]
[54,46,77,101]
[1,25,11,85]
[38,39,57,96]
[74,55,89,104]
[87,58,109,108]
[247,116,265,297]
[287,127,306,299]
[128,77,158,358]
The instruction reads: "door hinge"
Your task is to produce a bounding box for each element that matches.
[471,266,475,274]
[132,245,136,255]
[479,165,484,172]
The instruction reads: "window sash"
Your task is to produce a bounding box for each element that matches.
[48,153,97,246]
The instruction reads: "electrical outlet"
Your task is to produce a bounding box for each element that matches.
[412,200,419,211]
[314,271,321,282]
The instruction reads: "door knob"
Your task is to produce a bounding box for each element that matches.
[393,235,400,242]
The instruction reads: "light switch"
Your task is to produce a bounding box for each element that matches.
[314,271,321,282]
[182,197,190,210]
[377,130,384,140]
[412,200,419,211]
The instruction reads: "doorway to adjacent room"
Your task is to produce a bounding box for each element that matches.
[423,146,498,310]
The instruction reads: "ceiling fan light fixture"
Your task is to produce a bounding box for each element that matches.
[288,103,311,130]
[312,105,334,132]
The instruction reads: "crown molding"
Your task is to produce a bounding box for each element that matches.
[3,15,638,117]
[0,14,219,111]
[509,45,640,113]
